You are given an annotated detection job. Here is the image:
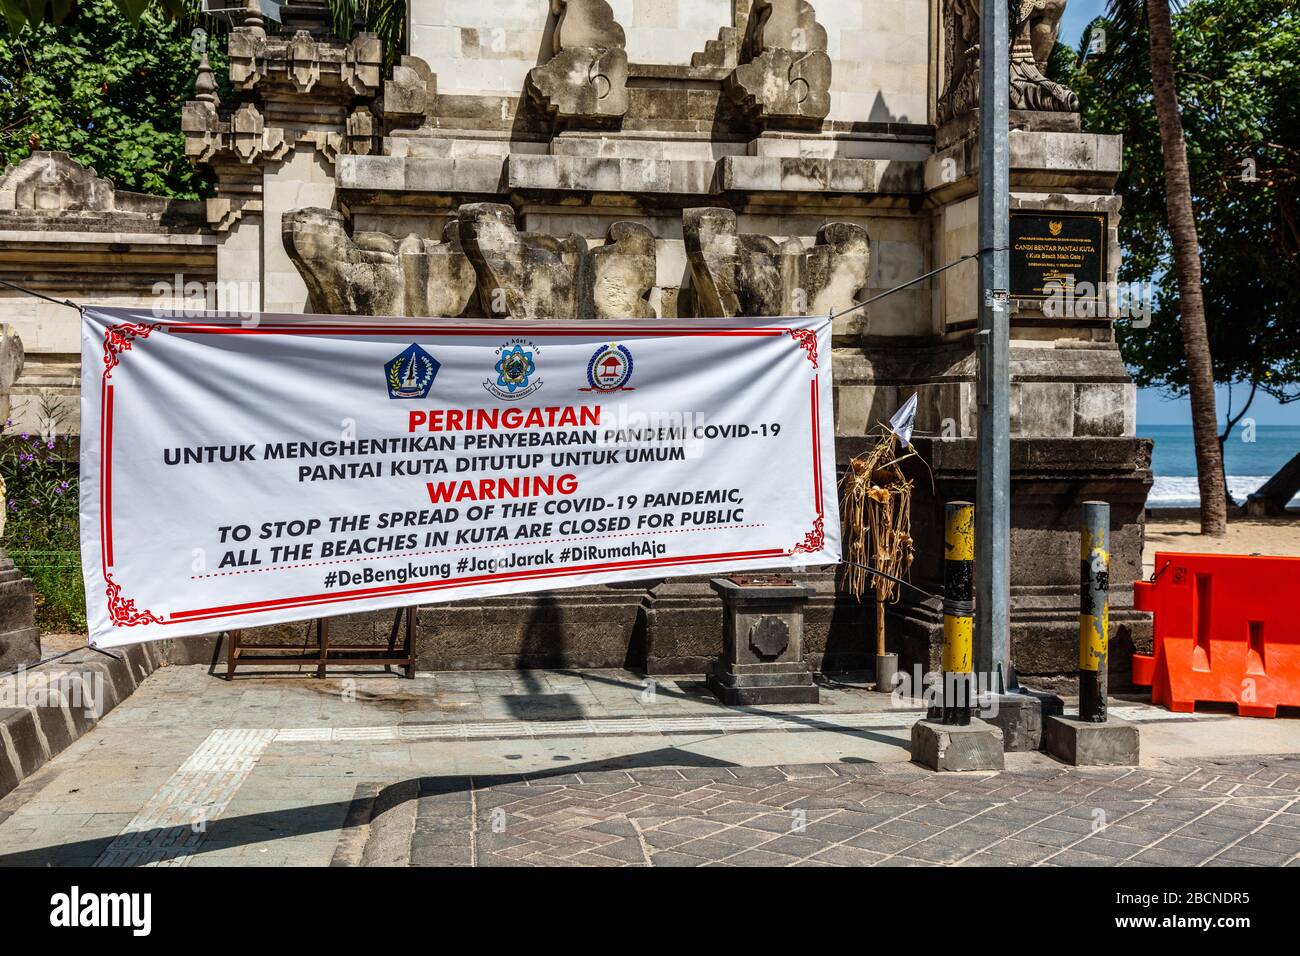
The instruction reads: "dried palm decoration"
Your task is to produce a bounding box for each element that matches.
[839,427,920,658]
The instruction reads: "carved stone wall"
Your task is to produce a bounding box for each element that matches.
[283,202,658,320]
[282,201,874,323]
[183,28,382,159]
[0,152,116,213]
[182,25,383,234]
[381,55,438,127]
[0,151,197,226]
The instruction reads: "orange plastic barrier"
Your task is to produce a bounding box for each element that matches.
[1132,552,1300,717]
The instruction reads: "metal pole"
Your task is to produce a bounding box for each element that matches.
[975,0,1012,693]
[942,501,975,725]
[1079,501,1110,721]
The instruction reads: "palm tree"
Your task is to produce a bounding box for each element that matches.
[1103,0,1227,535]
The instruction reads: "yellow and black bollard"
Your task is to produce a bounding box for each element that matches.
[1042,498,1137,765]
[942,501,975,725]
[1079,501,1110,722]
[912,499,1007,771]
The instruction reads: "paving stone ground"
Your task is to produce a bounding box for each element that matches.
[401,757,1300,867]
[0,664,1296,867]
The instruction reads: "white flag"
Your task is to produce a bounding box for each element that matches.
[888,392,918,447]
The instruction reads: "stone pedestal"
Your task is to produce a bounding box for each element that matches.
[1043,715,1140,767]
[706,576,818,706]
[984,689,1065,752]
[910,719,1005,772]
[643,573,866,676]
[0,549,39,672]
[936,108,1082,150]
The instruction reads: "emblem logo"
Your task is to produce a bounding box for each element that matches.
[385,343,439,400]
[1048,220,1064,236]
[581,343,635,392]
[484,339,542,401]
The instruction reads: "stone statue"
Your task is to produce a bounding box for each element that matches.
[458,203,588,319]
[582,222,657,320]
[684,207,785,316]
[457,204,655,320]
[938,0,981,124]
[0,325,22,442]
[726,0,832,129]
[283,203,868,323]
[1010,0,1078,112]
[683,207,868,318]
[282,208,477,317]
[801,223,873,317]
[526,0,630,128]
[938,0,1078,124]
[0,539,38,672]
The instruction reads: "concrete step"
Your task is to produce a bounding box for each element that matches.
[0,641,163,801]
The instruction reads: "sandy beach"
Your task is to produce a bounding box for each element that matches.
[1143,508,1300,577]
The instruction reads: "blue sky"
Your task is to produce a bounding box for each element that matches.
[1138,385,1298,427]
[1060,0,1108,49]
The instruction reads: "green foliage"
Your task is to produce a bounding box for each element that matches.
[0,399,84,633]
[330,0,404,70]
[1056,0,1300,406]
[3,0,405,64]
[1,0,405,196]
[0,0,189,38]
[0,0,227,199]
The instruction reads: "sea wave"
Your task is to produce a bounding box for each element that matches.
[1147,475,1300,509]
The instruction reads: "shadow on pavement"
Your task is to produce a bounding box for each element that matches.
[0,745,763,867]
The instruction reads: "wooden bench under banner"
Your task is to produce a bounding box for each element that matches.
[223,607,416,680]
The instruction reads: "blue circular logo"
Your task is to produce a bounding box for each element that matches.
[585,344,634,391]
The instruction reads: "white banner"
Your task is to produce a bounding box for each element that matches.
[80,308,839,648]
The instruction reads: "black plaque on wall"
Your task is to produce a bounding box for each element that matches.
[1009,211,1107,300]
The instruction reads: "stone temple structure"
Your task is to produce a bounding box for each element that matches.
[0,0,1152,678]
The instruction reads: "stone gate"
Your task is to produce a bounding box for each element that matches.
[0,0,1152,677]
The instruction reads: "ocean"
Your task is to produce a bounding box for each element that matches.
[1141,424,1300,509]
